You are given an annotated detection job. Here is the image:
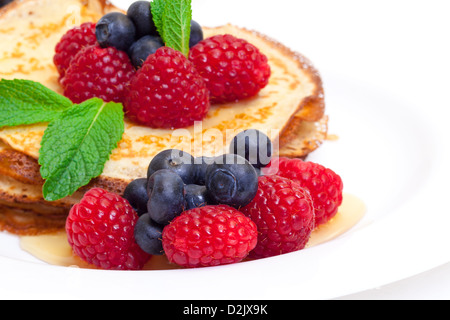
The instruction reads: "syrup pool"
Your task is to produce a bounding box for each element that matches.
[19,193,366,270]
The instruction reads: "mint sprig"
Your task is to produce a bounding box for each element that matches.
[39,98,124,201]
[152,0,192,57]
[0,79,124,202]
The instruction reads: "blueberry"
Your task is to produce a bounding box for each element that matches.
[147,169,185,225]
[189,20,203,48]
[127,1,157,38]
[0,0,13,7]
[147,149,196,184]
[96,12,136,51]
[134,213,164,255]
[230,129,273,169]
[184,184,209,210]
[128,35,164,68]
[205,154,258,208]
[122,178,149,216]
[193,156,215,185]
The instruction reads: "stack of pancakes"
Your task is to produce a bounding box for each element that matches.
[0,0,328,234]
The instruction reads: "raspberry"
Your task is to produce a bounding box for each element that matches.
[264,157,344,226]
[240,175,315,259]
[162,205,258,268]
[66,188,150,270]
[124,46,210,129]
[189,34,271,103]
[54,22,97,79]
[60,45,136,104]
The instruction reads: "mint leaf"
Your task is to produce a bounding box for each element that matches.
[151,0,192,57]
[0,79,73,128]
[39,98,124,201]
[151,0,166,39]
[0,79,125,201]
[163,0,192,56]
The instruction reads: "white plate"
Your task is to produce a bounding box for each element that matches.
[1,0,449,300]
[1,71,449,300]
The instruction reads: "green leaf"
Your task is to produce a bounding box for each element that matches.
[39,98,124,201]
[163,0,192,56]
[151,0,166,40]
[151,0,192,57]
[0,79,73,127]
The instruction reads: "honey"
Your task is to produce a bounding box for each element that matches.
[306,193,366,247]
[19,193,366,270]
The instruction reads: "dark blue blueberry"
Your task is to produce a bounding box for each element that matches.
[0,0,13,7]
[127,1,157,38]
[230,129,273,169]
[147,169,185,225]
[193,156,215,185]
[147,149,196,184]
[122,178,149,216]
[189,20,203,48]
[134,213,164,255]
[96,12,136,51]
[184,184,209,210]
[205,154,258,208]
[128,35,164,68]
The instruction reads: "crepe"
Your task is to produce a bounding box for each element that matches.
[0,0,327,234]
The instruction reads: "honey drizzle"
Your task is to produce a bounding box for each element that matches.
[19,193,366,270]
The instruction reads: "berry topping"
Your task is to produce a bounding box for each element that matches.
[240,175,315,259]
[96,12,136,52]
[134,213,164,255]
[263,158,344,226]
[126,1,157,39]
[147,169,186,225]
[54,22,97,79]
[229,129,273,169]
[65,188,150,270]
[205,154,258,209]
[162,205,258,268]
[124,46,210,129]
[189,34,271,103]
[123,178,149,216]
[189,20,203,48]
[60,45,135,103]
[147,149,196,185]
[128,35,164,68]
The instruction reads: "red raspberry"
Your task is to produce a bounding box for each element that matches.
[66,188,150,270]
[263,157,344,226]
[54,22,97,79]
[162,205,258,268]
[61,45,136,104]
[124,46,210,129]
[189,34,271,104]
[240,175,315,259]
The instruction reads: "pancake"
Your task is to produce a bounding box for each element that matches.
[0,0,328,234]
